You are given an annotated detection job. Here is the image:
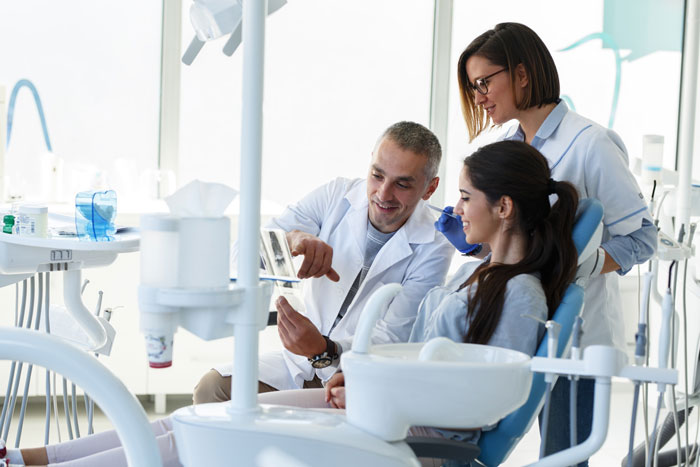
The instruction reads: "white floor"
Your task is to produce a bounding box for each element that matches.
[2,381,698,466]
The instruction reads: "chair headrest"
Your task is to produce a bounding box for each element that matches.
[572,198,604,265]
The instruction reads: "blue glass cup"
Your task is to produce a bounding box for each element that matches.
[75,190,117,241]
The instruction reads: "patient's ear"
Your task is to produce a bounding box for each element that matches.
[498,195,515,219]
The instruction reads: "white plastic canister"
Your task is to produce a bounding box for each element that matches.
[139,214,180,368]
[177,217,230,288]
[642,135,664,185]
[18,204,48,238]
[140,214,180,287]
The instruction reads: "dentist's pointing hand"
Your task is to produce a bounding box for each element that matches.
[286,230,340,282]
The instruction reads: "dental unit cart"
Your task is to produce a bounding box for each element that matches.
[0,229,163,465]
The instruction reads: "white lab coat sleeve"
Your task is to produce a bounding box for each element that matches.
[582,131,652,238]
[266,177,350,235]
[368,239,454,346]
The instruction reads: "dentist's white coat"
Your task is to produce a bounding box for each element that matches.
[216,177,453,390]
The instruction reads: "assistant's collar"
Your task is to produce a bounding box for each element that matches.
[533,100,568,140]
[507,99,568,142]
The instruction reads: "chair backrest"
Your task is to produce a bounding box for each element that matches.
[476,198,604,466]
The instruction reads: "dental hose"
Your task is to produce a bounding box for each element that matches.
[538,320,561,459]
[1,280,28,443]
[625,406,695,467]
[627,332,647,467]
[570,316,584,449]
[626,272,654,467]
[647,392,666,467]
[540,380,554,459]
[647,262,676,467]
[43,271,51,446]
[627,383,642,467]
[15,276,38,446]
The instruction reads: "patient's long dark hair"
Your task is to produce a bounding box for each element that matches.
[460,140,578,345]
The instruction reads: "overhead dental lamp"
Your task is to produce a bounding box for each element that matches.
[182,0,286,65]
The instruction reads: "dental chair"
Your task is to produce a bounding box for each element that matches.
[406,198,605,466]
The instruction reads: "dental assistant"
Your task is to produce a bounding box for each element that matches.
[449,22,657,464]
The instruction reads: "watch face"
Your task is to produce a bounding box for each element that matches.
[311,356,332,369]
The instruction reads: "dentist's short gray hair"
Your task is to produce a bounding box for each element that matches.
[377,121,442,181]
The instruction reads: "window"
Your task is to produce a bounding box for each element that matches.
[178,0,434,213]
[0,0,162,205]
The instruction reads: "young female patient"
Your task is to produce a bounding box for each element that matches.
[321,139,579,425]
[2,140,578,466]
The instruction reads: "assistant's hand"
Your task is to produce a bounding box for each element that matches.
[433,206,481,255]
[325,371,346,409]
[286,230,340,282]
[575,246,606,286]
[276,296,326,358]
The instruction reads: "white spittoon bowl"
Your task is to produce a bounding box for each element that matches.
[342,337,532,441]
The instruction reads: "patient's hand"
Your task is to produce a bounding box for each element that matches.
[276,296,326,358]
[325,371,346,409]
[286,230,340,282]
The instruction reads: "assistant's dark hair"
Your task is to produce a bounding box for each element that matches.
[457,22,560,141]
[459,140,578,345]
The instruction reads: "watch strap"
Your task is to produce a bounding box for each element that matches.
[321,335,339,359]
[308,336,338,365]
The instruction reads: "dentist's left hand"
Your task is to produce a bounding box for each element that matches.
[276,296,327,358]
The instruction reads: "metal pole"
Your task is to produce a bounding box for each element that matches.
[428,0,454,207]
[232,0,266,413]
[676,0,699,233]
[157,0,183,198]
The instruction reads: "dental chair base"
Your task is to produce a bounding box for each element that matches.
[171,402,420,466]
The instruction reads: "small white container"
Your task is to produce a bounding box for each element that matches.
[18,204,48,238]
[141,310,176,369]
[642,135,664,185]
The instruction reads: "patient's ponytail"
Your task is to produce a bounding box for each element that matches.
[535,179,578,317]
[459,141,578,345]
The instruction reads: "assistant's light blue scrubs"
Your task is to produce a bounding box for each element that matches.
[502,100,656,351]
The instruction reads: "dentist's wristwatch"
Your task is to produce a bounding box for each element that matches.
[308,336,339,369]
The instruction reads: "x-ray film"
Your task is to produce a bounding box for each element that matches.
[260,228,305,311]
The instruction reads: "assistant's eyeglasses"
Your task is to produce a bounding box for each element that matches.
[469,68,507,96]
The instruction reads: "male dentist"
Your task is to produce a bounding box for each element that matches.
[194,121,454,402]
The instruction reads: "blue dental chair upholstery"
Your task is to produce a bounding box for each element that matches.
[407,198,604,466]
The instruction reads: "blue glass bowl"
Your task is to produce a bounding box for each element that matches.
[75,190,117,241]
